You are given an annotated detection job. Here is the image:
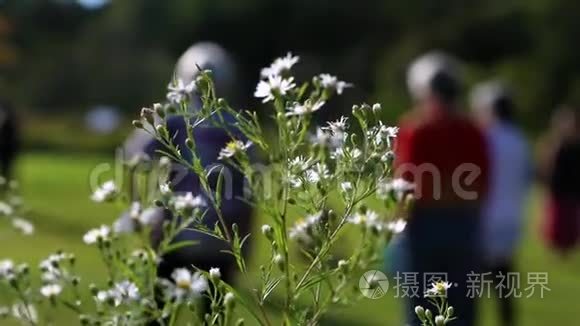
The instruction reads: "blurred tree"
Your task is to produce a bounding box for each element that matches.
[0,0,579,134]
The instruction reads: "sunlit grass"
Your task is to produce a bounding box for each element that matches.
[0,152,579,325]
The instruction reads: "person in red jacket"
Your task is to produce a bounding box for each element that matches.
[393,51,489,326]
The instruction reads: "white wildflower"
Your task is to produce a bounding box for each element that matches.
[387,219,407,234]
[83,225,111,245]
[115,206,163,234]
[348,210,379,226]
[0,202,13,215]
[254,75,296,103]
[305,163,330,183]
[381,151,395,162]
[332,147,362,161]
[323,116,349,134]
[425,281,453,297]
[91,180,117,203]
[173,193,207,211]
[288,156,313,172]
[373,124,399,148]
[129,202,141,219]
[171,268,208,299]
[160,182,171,195]
[377,178,415,201]
[11,218,34,235]
[0,259,14,278]
[322,116,348,149]
[167,79,196,104]
[40,284,62,298]
[289,212,323,244]
[209,267,221,281]
[340,182,353,194]
[285,100,325,116]
[96,290,110,303]
[139,207,163,226]
[310,127,330,146]
[102,280,140,307]
[218,140,252,160]
[113,214,134,234]
[260,52,299,78]
[317,73,353,95]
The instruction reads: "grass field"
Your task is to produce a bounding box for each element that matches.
[1,152,580,325]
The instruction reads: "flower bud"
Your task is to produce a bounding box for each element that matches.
[224,292,235,310]
[217,98,227,107]
[446,306,454,317]
[414,306,425,320]
[236,319,245,326]
[89,283,98,295]
[381,151,395,163]
[261,224,274,241]
[196,76,208,93]
[79,315,90,325]
[186,138,195,150]
[425,309,433,320]
[337,260,349,272]
[154,103,165,119]
[159,156,171,168]
[140,108,155,125]
[435,315,445,326]
[372,103,382,112]
[209,268,221,282]
[156,124,169,139]
[273,254,285,272]
[132,120,144,129]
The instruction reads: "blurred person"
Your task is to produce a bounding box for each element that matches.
[538,106,580,255]
[394,51,489,326]
[121,42,253,314]
[470,81,532,326]
[0,99,19,183]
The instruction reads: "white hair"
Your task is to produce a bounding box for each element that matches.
[406,51,461,101]
[174,42,236,99]
[470,80,510,112]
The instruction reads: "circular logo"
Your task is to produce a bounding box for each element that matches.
[359,270,389,299]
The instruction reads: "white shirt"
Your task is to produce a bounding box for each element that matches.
[482,122,532,262]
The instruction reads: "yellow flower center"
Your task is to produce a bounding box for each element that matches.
[176,280,191,289]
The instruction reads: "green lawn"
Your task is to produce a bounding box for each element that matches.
[1,152,579,325]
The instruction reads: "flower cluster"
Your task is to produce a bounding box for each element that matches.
[96,280,140,307]
[0,179,34,236]
[415,281,457,325]
[0,52,417,326]
[90,180,118,203]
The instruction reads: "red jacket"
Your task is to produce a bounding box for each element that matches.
[395,106,489,205]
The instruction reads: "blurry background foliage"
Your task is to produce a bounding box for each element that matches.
[1,0,580,151]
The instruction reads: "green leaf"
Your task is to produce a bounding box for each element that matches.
[162,240,199,255]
